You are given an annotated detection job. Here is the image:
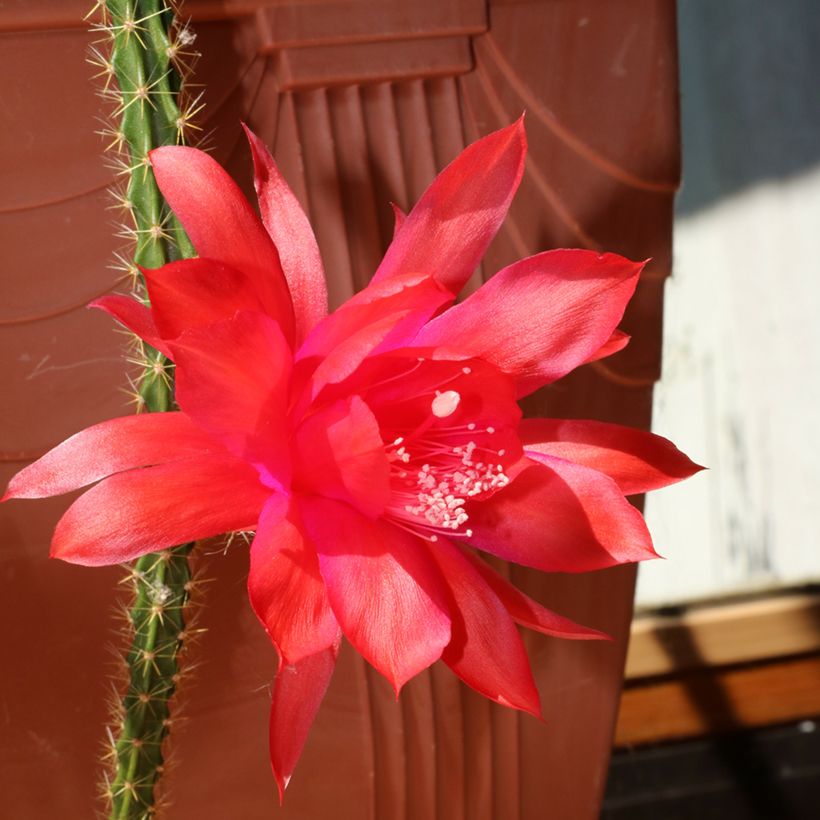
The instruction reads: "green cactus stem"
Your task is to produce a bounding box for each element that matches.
[93,1,202,816]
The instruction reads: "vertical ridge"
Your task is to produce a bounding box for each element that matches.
[360,82,411,247]
[393,79,437,203]
[273,92,313,215]
[462,687,493,820]
[293,88,356,309]
[425,76,467,171]
[401,671,437,820]
[453,74,487,296]
[327,85,384,291]
[431,663,465,820]
[488,560,522,820]
[363,665,408,819]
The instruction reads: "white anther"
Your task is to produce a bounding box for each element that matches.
[432,390,461,418]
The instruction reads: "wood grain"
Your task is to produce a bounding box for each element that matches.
[627,592,820,679]
[616,654,820,747]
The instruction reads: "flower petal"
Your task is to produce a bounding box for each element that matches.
[248,494,339,665]
[90,295,172,358]
[292,396,390,518]
[143,257,265,341]
[584,329,630,363]
[456,547,608,640]
[519,418,704,495]
[243,124,328,344]
[170,311,292,490]
[413,250,644,396]
[3,413,217,500]
[51,454,269,566]
[269,643,339,802]
[466,456,658,573]
[425,538,541,716]
[341,353,523,486]
[300,496,451,693]
[371,118,526,296]
[149,145,295,343]
[355,353,521,439]
[296,272,451,401]
[390,202,406,239]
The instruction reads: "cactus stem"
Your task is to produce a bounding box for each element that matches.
[92,1,203,815]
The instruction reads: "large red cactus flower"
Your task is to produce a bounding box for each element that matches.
[4,120,701,795]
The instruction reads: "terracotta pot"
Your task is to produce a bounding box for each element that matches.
[0,1,679,816]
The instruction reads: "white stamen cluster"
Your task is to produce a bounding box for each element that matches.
[391,439,510,541]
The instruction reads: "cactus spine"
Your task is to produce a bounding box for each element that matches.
[91,1,203,816]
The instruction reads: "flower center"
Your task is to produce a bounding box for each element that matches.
[383,390,510,542]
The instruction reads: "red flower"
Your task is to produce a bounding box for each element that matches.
[4,120,701,795]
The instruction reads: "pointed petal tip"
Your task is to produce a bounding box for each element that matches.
[514,111,527,139]
[660,455,707,488]
[389,670,411,699]
[375,660,422,699]
[497,689,541,719]
[639,536,663,561]
[549,621,612,642]
[87,295,122,313]
[626,254,649,274]
[510,114,527,153]
[241,122,266,158]
[592,252,648,277]
[508,692,546,724]
[241,121,264,155]
[48,537,67,562]
[49,538,91,566]
[274,772,291,805]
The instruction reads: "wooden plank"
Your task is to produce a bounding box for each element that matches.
[626,592,820,679]
[615,655,820,747]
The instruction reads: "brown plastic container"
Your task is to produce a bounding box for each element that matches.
[0,1,679,817]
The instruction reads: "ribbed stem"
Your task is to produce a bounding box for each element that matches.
[96,1,200,816]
